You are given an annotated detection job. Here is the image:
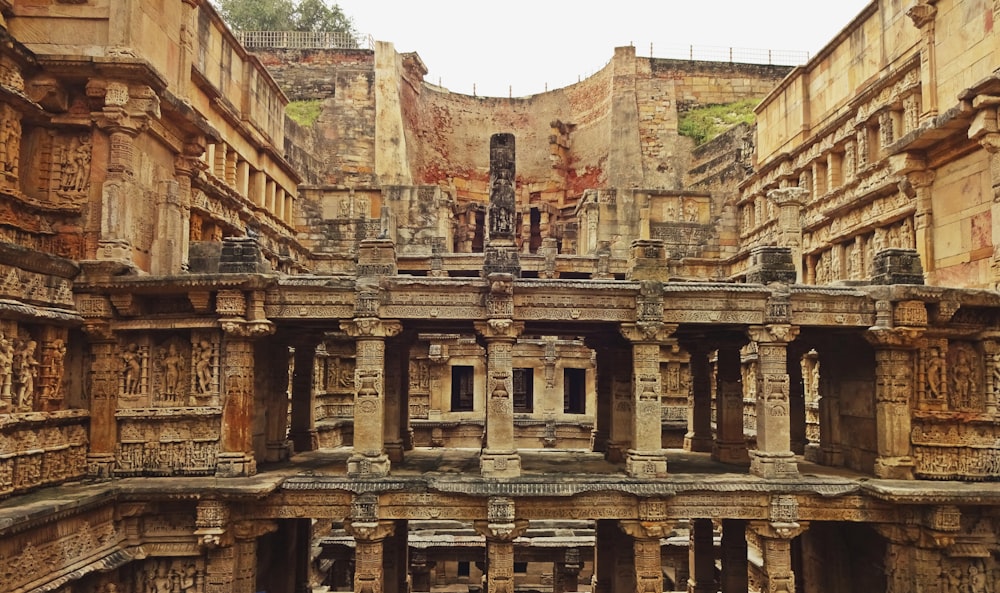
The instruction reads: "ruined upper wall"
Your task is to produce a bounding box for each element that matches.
[755,0,999,162]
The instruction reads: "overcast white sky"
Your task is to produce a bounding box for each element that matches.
[335,0,873,97]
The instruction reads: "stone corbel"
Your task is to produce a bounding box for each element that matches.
[232,519,279,541]
[473,518,530,542]
[344,519,396,542]
[865,325,925,349]
[968,96,1000,142]
[749,519,808,541]
[474,319,524,341]
[748,323,800,345]
[340,318,404,339]
[618,519,674,540]
[220,319,275,339]
[619,321,677,344]
[906,1,938,29]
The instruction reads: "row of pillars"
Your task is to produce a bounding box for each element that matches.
[336,517,803,593]
[303,315,805,479]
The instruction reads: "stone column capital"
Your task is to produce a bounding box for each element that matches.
[766,187,808,207]
[748,520,808,540]
[864,326,924,349]
[748,324,799,345]
[619,321,677,343]
[618,519,673,540]
[906,2,937,28]
[232,519,279,540]
[473,518,530,542]
[340,318,403,339]
[220,319,275,339]
[344,519,396,542]
[474,319,524,341]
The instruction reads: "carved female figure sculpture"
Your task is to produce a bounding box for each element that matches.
[161,343,181,398]
[194,340,213,394]
[14,339,37,410]
[122,343,142,395]
[0,333,13,402]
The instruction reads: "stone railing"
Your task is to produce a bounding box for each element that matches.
[235,30,373,50]
[651,44,809,66]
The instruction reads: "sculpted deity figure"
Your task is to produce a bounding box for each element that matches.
[14,339,37,410]
[122,343,142,395]
[161,343,182,397]
[0,332,14,402]
[926,347,944,400]
[194,340,213,394]
[49,338,67,401]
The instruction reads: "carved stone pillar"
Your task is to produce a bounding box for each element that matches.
[767,187,808,282]
[553,548,582,593]
[289,335,321,453]
[593,520,618,593]
[906,2,938,120]
[410,549,435,592]
[484,133,521,277]
[218,319,274,477]
[592,338,632,462]
[976,133,1000,288]
[341,318,404,477]
[211,520,277,593]
[160,151,202,275]
[620,520,669,593]
[720,519,748,593]
[620,321,674,477]
[383,519,408,593]
[866,320,923,480]
[475,279,524,477]
[687,518,716,593]
[261,336,292,463]
[384,336,414,463]
[474,498,529,593]
[92,80,154,264]
[684,344,714,453]
[905,167,935,276]
[82,309,117,478]
[714,339,749,464]
[750,520,807,593]
[345,520,396,593]
[749,323,800,479]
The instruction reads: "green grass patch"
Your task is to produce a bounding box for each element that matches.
[286,100,322,126]
[678,98,760,145]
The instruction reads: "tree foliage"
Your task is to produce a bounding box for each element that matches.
[215,0,355,33]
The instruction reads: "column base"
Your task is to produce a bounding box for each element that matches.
[265,440,292,463]
[87,453,116,479]
[684,434,714,453]
[626,450,668,477]
[216,452,257,477]
[605,441,628,463]
[819,446,844,467]
[874,456,915,479]
[749,450,798,478]
[803,443,821,463]
[347,453,391,477]
[712,441,750,465]
[480,450,521,478]
[289,429,318,453]
[385,440,405,463]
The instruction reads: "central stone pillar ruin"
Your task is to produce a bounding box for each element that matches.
[483,133,521,278]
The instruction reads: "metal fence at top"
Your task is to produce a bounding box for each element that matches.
[651,44,810,66]
[235,30,374,50]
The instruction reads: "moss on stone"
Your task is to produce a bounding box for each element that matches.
[286,99,322,126]
[678,98,760,145]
